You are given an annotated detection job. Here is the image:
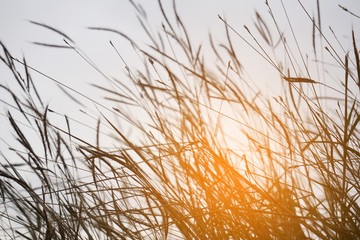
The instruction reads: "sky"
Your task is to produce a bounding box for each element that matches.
[0,0,359,153]
[0,2,359,239]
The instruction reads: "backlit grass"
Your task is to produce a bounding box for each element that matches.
[0,1,359,239]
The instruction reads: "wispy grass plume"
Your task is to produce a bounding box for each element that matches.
[0,1,359,239]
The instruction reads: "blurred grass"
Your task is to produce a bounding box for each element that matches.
[0,0,359,239]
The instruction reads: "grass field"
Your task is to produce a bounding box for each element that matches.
[0,1,359,239]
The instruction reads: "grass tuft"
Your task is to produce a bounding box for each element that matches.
[0,1,359,239]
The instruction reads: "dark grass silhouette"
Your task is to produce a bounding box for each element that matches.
[0,1,359,239]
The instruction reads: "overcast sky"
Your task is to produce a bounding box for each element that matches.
[0,0,359,152]
[1,0,358,93]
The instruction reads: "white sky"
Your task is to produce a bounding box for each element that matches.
[0,0,359,152]
[1,0,358,92]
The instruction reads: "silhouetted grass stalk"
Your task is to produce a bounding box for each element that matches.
[0,0,359,239]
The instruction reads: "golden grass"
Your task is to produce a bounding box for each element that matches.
[0,1,359,239]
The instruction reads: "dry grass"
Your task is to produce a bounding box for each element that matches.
[0,1,359,239]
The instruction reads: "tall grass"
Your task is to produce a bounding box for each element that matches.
[0,0,359,239]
